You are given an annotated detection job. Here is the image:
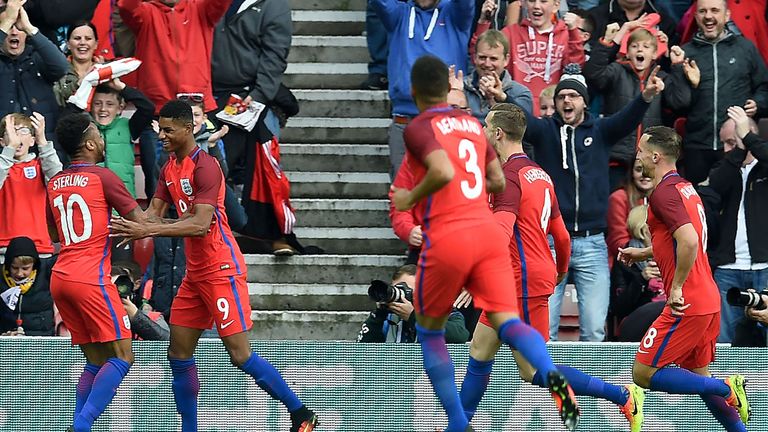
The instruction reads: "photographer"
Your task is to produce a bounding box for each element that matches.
[357,265,469,343]
[728,288,768,347]
[112,260,169,341]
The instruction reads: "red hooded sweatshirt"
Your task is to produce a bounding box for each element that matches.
[473,18,585,116]
[118,0,228,114]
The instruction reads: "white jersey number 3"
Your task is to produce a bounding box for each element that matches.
[458,139,483,200]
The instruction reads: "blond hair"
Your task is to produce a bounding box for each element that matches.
[627,205,651,246]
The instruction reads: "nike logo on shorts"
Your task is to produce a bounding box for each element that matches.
[221,320,235,329]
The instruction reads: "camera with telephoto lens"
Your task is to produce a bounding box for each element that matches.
[726,287,767,311]
[114,275,134,299]
[368,280,413,304]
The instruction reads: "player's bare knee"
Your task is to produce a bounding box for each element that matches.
[228,347,252,368]
[167,346,193,361]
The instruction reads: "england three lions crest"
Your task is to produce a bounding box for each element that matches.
[180,178,193,196]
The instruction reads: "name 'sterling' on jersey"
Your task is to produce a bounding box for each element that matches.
[435,116,483,136]
[52,174,89,190]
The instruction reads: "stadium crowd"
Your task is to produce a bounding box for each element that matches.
[0,0,766,350]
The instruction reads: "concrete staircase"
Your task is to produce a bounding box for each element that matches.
[245,0,405,340]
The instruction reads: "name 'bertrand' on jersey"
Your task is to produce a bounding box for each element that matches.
[435,115,483,136]
[52,174,89,190]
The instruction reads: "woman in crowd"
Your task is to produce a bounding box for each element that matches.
[52,21,102,108]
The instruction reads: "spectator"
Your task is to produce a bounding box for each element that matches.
[473,0,586,116]
[0,236,55,336]
[361,0,389,90]
[389,153,422,265]
[570,8,594,59]
[0,113,62,255]
[357,264,469,343]
[0,1,69,144]
[678,0,768,185]
[538,85,556,117]
[588,0,678,48]
[584,25,690,191]
[23,0,99,49]
[89,0,116,59]
[52,21,104,109]
[458,29,534,124]
[148,234,185,323]
[606,158,653,260]
[211,0,291,183]
[180,95,247,232]
[63,78,154,197]
[609,204,664,324]
[510,64,663,341]
[371,0,474,179]
[706,106,768,344]
[112,259,170,341]
[118,0,227,115]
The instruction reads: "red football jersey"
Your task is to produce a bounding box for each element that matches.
[403,105,497,237]
[155,147,246,280]
[0,158,54,253]
[647,171,719,315]
[47,163,138,283]
[492,154,562,298]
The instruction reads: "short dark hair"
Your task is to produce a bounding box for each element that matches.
[644,126,682,161]
[392,264,417,281]
[570,9,595,34]
[55,113,93,157]
[67,21,99,43]
[111,259,142,279]
[411,55,449,100]
[488,103,527,142]
[159,99,194,124]
[94,84,123,102]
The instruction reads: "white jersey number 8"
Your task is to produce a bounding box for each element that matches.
[458,139,483,200]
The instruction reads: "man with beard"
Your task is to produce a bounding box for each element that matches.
[509,63,662,342]
[678,0,768,185]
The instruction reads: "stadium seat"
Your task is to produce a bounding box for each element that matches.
[558,284,580,341]
[132,237,154,275]
[673,117,686,139]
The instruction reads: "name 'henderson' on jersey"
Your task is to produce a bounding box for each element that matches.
[403,105,497,234]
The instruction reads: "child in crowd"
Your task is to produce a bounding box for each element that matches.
[474,0,585,116]
[539,85,556,117]
[584,24,691,190]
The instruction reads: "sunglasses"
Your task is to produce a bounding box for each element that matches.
[177,93,204,103]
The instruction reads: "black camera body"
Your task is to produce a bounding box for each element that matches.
[726,287,767,311]
[114,274,134,299]
[368,280,413,304]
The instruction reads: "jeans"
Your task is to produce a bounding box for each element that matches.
[714,267,768,343]
[366,1,388,76]
[224,183,247,233]
[549,233,611,341]
[139,127,159,198]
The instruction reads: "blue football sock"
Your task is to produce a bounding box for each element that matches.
[417,324,468,432]
[459,357,494,421]
[701,394,747,432]
[74,363,100,420]
[169,357,200,432]
[557,365,628,406]
[532,369,547,387]
[73,358,130,432]
[241,353,302,412]
[649,367,731,397]
[498,319,556,377]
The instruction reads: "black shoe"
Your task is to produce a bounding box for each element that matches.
[548,370,580,431]
[290,406,318,432]
[360,73,388,90]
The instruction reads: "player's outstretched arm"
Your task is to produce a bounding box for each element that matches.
[617,245,653,266]
[143,197,172,223]
[549,216,571,283]
[111,203,215,243]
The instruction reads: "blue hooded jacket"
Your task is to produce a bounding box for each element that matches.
[519,95,651,232]
[371,0,473,117]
